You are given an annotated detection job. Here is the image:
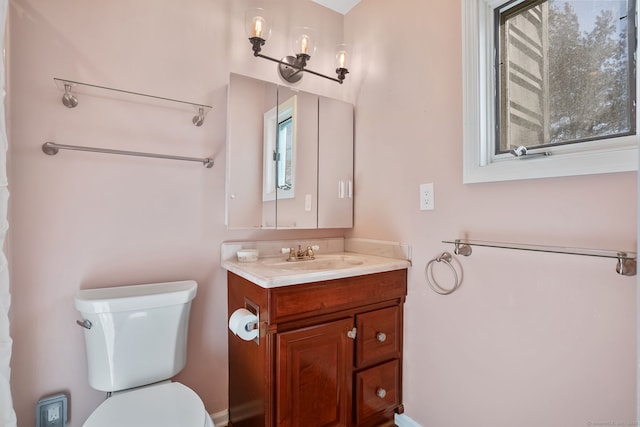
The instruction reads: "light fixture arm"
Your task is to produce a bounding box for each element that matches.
[247,37,347,84]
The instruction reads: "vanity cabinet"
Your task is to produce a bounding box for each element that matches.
[227,269,407,427]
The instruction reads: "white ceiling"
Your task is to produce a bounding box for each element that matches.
[311,0,361,15]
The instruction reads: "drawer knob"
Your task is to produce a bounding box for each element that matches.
[376,387,387,399]
[376,332,387,342]
[347,328,357,339]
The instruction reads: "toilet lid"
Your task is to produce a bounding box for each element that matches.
[84,382,207,427]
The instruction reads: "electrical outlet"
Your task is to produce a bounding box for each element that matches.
[47,404,60,422]
[419,183,435,211]
[36,393,67,427]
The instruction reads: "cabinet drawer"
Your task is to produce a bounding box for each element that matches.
[271,270,406,323]
[356,306,401,368]
[355,360,400,424]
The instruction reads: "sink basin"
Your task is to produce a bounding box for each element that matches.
[258,254,366,271]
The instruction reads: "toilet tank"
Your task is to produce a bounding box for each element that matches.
[74,280,198,392]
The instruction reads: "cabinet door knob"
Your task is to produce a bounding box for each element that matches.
[376,332,387,342]
[376,387,387,399]
[347,328,357,339]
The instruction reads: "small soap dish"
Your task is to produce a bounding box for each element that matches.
[237,249,259,263]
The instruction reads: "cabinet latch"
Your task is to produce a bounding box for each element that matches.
[347,328,357,339]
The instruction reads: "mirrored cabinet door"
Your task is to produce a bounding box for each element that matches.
[274,86,318,229]
[318,96,354,228]
[227,73,277,229]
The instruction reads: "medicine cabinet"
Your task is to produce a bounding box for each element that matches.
[226,73,353,229]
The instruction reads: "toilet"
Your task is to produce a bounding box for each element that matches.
[74,280,214,427]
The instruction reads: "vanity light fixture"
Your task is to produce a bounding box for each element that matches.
[245,7,349,84]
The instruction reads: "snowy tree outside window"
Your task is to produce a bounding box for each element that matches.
[497,0,636,153]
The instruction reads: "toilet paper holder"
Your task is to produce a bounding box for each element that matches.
[244,298,260,345]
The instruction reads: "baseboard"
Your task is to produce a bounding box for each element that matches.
[395,413,423,427]
[210,409,229,427]
[212,409,420,427]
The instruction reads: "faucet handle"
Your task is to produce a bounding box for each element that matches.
[281,248,291,254]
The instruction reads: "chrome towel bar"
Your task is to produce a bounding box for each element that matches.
[42,142,214,168]
[54,77,213,126]
[443,239,636,276]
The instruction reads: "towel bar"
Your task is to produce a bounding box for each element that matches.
[42,142,214,168]
[443,239,636,276]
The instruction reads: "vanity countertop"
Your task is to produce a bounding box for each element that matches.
[222,252,411,288]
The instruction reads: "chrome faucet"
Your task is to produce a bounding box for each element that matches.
[285,245,317,261]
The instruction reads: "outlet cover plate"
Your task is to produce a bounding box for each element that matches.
[420,183,435,211]
[36,393,67,427]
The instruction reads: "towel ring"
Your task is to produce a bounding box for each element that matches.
[425,251,460,295]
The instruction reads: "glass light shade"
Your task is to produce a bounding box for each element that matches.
[292,27,317,56]
[245,8,272,40]
[335,44,349,69]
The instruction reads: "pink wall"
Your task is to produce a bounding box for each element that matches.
[7,0,345,426]
[6,0,637,426]
[346,0,637,426]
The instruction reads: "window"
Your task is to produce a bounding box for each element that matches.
[277,117,294,191]
[263,95,297,200]
[463,0,638,183]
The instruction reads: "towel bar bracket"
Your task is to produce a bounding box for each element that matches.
[454,239,472,257]
[616,252,637,276]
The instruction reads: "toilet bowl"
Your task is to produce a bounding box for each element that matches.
[74,280,215,427]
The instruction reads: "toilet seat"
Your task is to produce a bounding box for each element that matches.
[84,382,212,427]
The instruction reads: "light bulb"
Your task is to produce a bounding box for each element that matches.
[336,50,348,69]
[292,27,317,57]
[335,44,350,82]
[245,8,271,40]
[300,34,310,54]
[252,16,265,38]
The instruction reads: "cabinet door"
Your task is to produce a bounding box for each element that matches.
[275,86,319,229]
[276,318,354,427]
[227,73,278,229]
[318,96,354,228]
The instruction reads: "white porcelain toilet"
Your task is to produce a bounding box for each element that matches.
[74,280,214,427]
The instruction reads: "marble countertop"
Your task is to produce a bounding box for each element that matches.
[222,252,411,288]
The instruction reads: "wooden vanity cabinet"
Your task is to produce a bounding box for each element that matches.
[227,269,407,427]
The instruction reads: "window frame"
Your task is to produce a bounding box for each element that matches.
[462,0,639,183]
